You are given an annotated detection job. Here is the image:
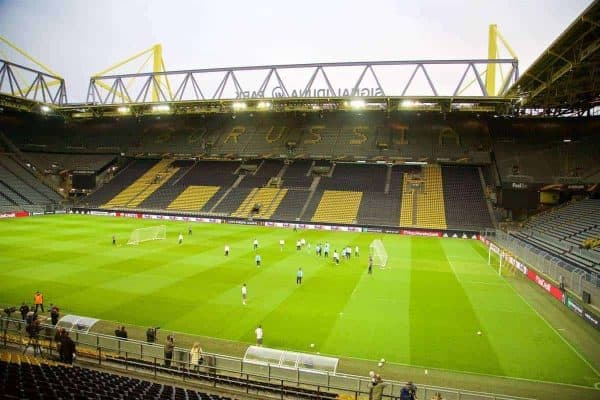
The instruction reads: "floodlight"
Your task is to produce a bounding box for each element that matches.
[349,100,365,109]
[152,104,170,112]
[117,106,130,114]
[311,105,321,110]
[563,139,571,143]
[232,102,247,110]
[400,100,419,108]
[40,105,51,113]
[257,101,272,110]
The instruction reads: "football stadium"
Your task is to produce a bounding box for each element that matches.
[1,1,600,399]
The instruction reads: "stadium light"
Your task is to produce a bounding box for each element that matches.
[257,101,272,110]
[117,106,130,114]
[151,104,170,113]
[349,100,366,109]
[311,105,321,110]
[563,138,571,143]
[40,105,51,113]
[400,100,420,108]
[232,102,247,110]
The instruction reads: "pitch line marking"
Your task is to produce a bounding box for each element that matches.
[499,273,600,378]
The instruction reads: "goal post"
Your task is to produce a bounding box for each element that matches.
[127,225,166,245]
[369,239,388,268]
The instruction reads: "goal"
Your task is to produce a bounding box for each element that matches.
[127,225,166,245]
[369,239,388,268]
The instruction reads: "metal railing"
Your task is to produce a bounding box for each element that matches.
[0,317,531,400]
[483,229,600,295]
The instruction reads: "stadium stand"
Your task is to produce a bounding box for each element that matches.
[281,160,313,188]
[415,165,447,229]
[0,154,61,210]
[167,185,221,212]
[514,199,600,273]
[271,189,311,221]
[22,152,117,173]
[102,159,177,208]
[441,165,493,229]
[0,352,237,400]
[311,190,363,224]
[84,159,156,207]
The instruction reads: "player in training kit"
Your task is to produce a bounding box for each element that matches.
[188,226,192,235]
[368,256,373,274]
[296,240,301,251]
[255,325,263,346]
[178,233,184,244]
[324,242,330,258]
[355,245,359,257]
[333,250,340,265]
[241,284,247,305]
[296,268,303,285]
[279,239,284,251]
[224,244,230,256]
[255,254,261,267]
[112,235,116,245]
[253,239,259,250]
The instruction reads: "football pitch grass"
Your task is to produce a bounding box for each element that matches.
[1,215,599,389]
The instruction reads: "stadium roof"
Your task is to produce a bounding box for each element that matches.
[509,0,600,115]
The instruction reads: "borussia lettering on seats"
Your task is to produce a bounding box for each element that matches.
[266,126,286,143]
[224,126,246,144]
[349,126,368,145]
[303,126,323,144]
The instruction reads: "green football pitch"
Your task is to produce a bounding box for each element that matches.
[0,214,598,387]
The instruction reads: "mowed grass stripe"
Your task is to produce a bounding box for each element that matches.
[409,237,504,375]
[1,215,598,387]
[324,236,412,363]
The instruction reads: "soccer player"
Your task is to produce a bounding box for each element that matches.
[253,238,259,250]
[224,244,230,256]
[368,255,373,274]
[112,235,116,246]
[315,244,321,256]
[296,268,303,285]
[346,246,352,260]
[188,226,192,235]
[255,254,261,267]
[324,242,330,258]
[341,247,346,260]
[333,250,339,265]
[178,233,184,245]
[241,284,247,305]
[355,245,359,257]
[300,238,306,247]
[296,240,301,251]
[279,239,285,251]
[255,325,263,346]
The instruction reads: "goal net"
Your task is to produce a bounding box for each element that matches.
[127,225,166,245]
[369,239,388,268]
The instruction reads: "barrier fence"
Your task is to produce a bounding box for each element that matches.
[0,317,530,400]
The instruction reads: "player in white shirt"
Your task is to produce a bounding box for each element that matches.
[224,244,230,256]
[241,283,247,305]
[279,239,285,251]
[255,325,263,346]
[253,239,259,250]
[355,245,359,257]
[178,233,184,245]
[333,250,340,265]
[300,238,306,247]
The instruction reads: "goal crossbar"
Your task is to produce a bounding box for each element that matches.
[127,225,166,245]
